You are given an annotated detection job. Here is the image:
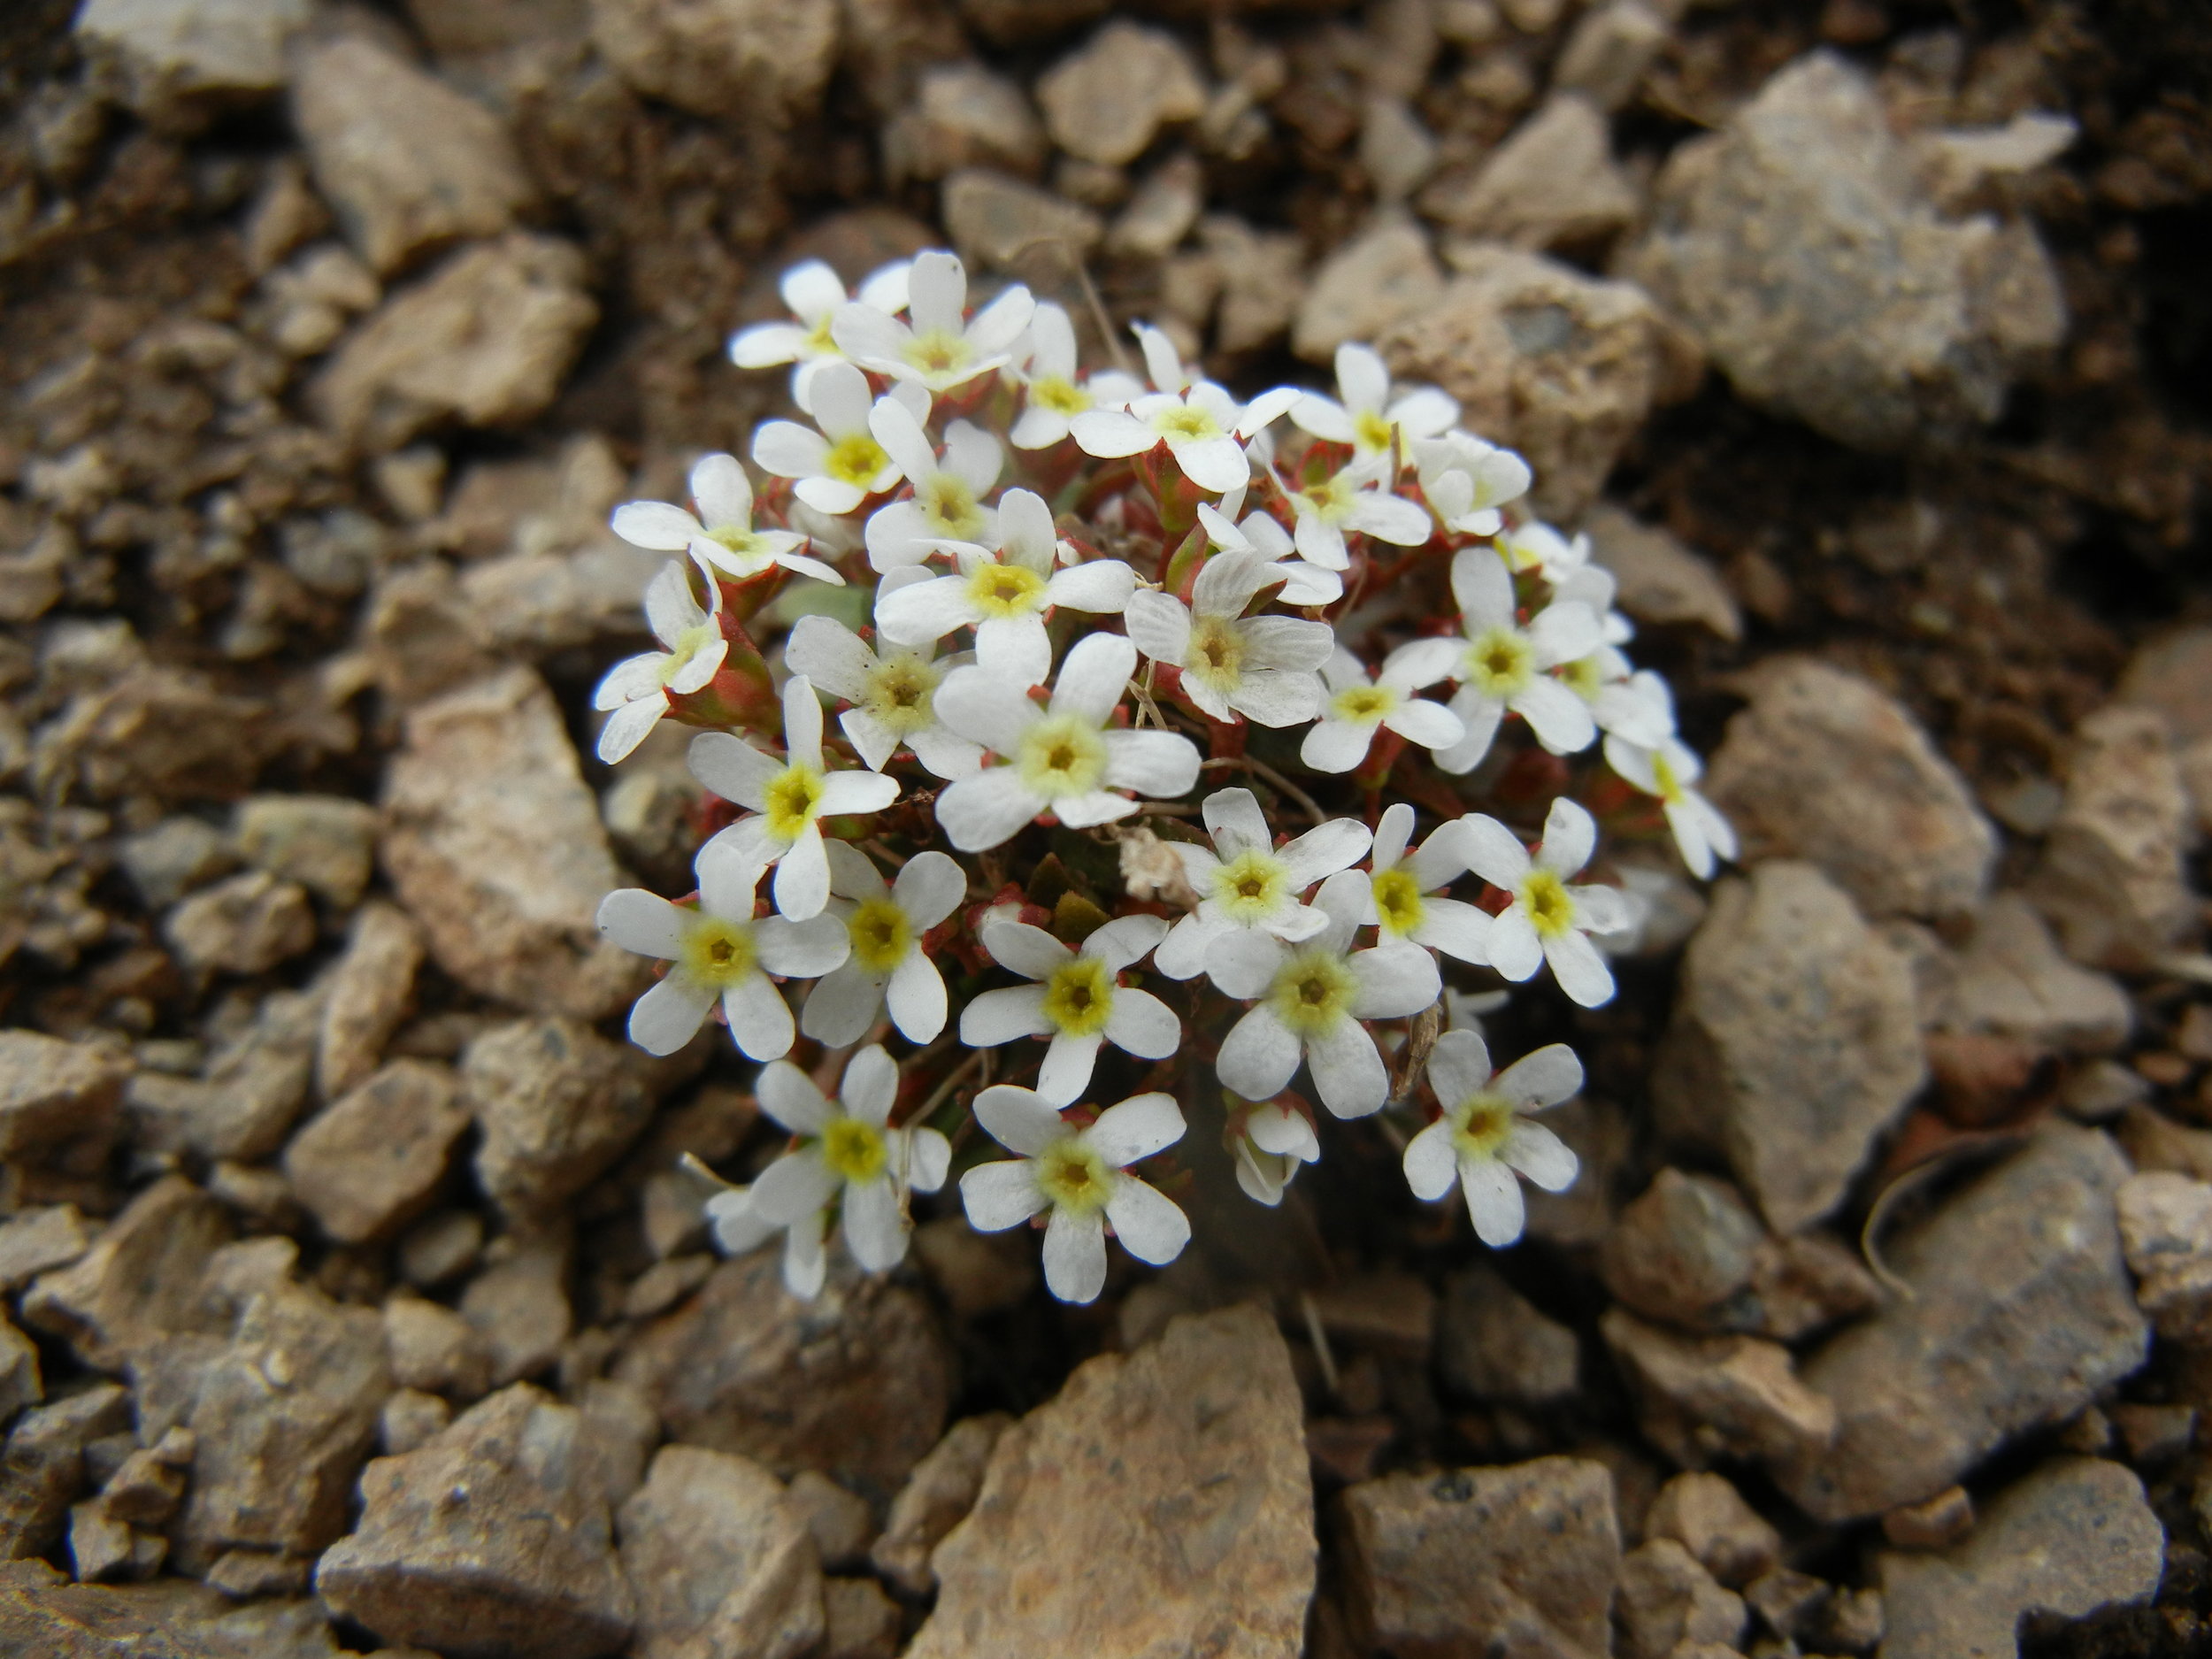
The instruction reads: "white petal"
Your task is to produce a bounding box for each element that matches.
[611,500,703,551]
[1513,678,1598,755]
[904,1126,952,1194]
[1122,590,1193,667]
[1462,1157,1526,1247]
[801,961,888,1048]
[1306,1016,1388,1119]
[1169,434,1250,494]
[815,769,901,817]
[884,952,948,1042]
[1229,671,1322,728]
[721,972,796,1060]
[840,1043,900,1125]
[1351,942,1440,1019]
[597,888,687,959]
[751,1148,839,1225]
[933,665,1043,755]
[935,767,1044,851]
[1103,987,1179,1059]
[1202,787,1272,859]
[1372,802,1415,872]
[1050,632,1137,727]
[1289,391,1356,443]
[1278,818,1372,888]
[1403,1119,1459,1202]
[895,849,968,929]
[1203,929,1286,1000]
[1301,718,1376,774]
[974,1084,1065,1156]
[1069,409,1157,459]
[595,695,667,764]
[1382,697,1465,751]
[1041,1207,1108,1303]
[1425,1028,1494,1109]
[1047,559,1137,614]
[974,614,1052,686]
[1543,928,1617,1008]
[1501,1120,1578,1193]
[1412,898,1492,964]
[754,913,852,978]
[751,421,833,482]
[772,826,831,920]
[1104,1178,1189,1266]
[757,1058,836,1134]
[1539,796,1597,877]
[962,983,1055,1048]
[1450,545,1515,628]
[1036,1031,1103,1105]
[1216,1007,1301,1101]
[1458,813,1532,888]
[689,732,781,812]
[842,1176,909,1272]
[690,452,754,531]
[1101,730,1201,798]
[1486,908,1542,982]
[961,1159,1048,1231]
[628,974,715,1056]
[981,918,1071,980]
[1087,1091,1186,1166]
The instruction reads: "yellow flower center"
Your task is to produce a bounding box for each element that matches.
[659,622,720,687]
[803,313,837,354]
[1212,849,1287,925]
[1041,954,1116,1038]
[1520,868,1576,938]
[1033,376,1089,415]
[1372,867,1425,937]
[764,764,826,839]
[1155,404,1220,441]
[1037,1137,1112,1216]
[846,895,912,972]
[920,473,984,541]
[709,526,767,565]
[821,1116,887,1184]
[680,915,756,989]
[967,560,1047,618]
[1465,626,1534,696]
[1354,409,1394,455]
[907,329,971,378]
[862,652,941,736]
[1301,477,1351,523]
[1268,947,1358,1039]
[1449,1093,1515,1161]
[1186,615,1246,687]
[1017,714,1106,798]
[1651,750,1687,807]
[1556,654,1603,701]
[825,433,889,490]
[1331,684,1398,725]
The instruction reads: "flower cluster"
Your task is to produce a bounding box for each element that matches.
[595,249,1734,1302]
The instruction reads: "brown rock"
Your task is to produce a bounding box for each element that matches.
[282,1060,470,1245]
[1878,1458,2163,1659]
[617,1252,951,1501]
[1582,503,1742,640]
[1308,1271,1434,1363]
[22,1177,231,1371]
[1882,1485,1975,1549]
[1602,1309,1837,1471]
[1703,657,1997,919]
[1035,20,1206,166]
[1936,893,2133,1055]
[869,1413,1010,1597]
[315,1384,636,1659]
[2120,626,2212,833]
[1645,1471,1781,1588]
[940,168,1102,273]
[379,1389,453,1458]
[0,1032,126,1164]
[2116,1102,2212,1181]
[458,1228,573,1386]
[589,0,839,123]
[163,871,315,976]
[382,1294,494,1401]
[2030,707,2197,970]
[1377,243,1700,520]
[1601,1169,1763,1331]
[316,901,423,1102]
[1552,0,1671,111]
[1774,1125,2147,1523]
[886,62,1047,183]
[2116,1171,2212,1344]
[785,1470,874,1569]
[464,1018,660,1222]
[1292,211,1445,365]
[617,1446,826,1659]
[1616,1538,1747,1659]
[73,0,311,131]
[1339,1457,1619,1659]
[0,1205,91,1294]
[0,1385,133,1561]
[382,667,646,1019]
[35,669,271,803]
[821,1577,901,1659]
[234,794,378,909]
[0,1319,38,1424]
[1419,93,1639,250]
[126,987,322,1164]
[1654,861,1926,1233]
[1435,1265,1579,1405]
[314,235,598,452]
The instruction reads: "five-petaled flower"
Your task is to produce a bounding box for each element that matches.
[592,560,728,764]
[1460,798,1631,1009]
[1290,343,1461,465]
[1602,674,1738,879]
[1196,497,1341,605]
[1011,299,1145,449]
[932,633,1202,851]
[1208,869,1441,1119]
[690,675,902,921]
[959,1086,1190,1304]
[803,841,969,1046]
[862,397,1004,571]
[1412,431,1533,538]
[1151,787,1371,979]
[728,257,910,403]
[747,1044,952,1295]
[595,848,848,1060]
[752,363,919,518]
[875,487,1135,686]
[1069,335,1300,495]
[1284,457,1435,572]
[1362,803,1491,964]
[832,249,1035,394]
[1300,644,1466,774]
[781,615,979,779]
[1124,549,1334,726]
[959,913,1179,1104]
[611,453,844,589]
[1402,1030,1581,1246]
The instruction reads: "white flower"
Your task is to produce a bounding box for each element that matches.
[610,454,844,588]
[1404,546,1602,776]
[959,914,1179,1105]
[751,362,916,517]
[782,614,979,779]
[1208,868,1440,1119]
[1291,343,1461,465]
[1605,724,1738,882]
[703,1183,827,1294]
[875,487,1135,685]
[1195,498,1341,605]
[1460,797,1631,1009]
[728,257,911,403]
[1403,1031,1580,1246]
[801,841,968,1045]
[1010,299,1146,449]
[593,561,729,764]
[1496,518,1590,583]
[832,248,1035,394]
[959,1086,1190,1304]
[933,632,1202,851]
[1124,549,1333,726]
[1284,457,1435,572]
[1231,1096,1322,1206]
[1299,643,1465,774]
[1553,563,1634,649]
[1412,431,1533,538]
[595,851,849,1060]
[690,674,902,921]
[862,399,1004,572]
[1069,373,1301,495]
[1131,321,1198,394]
[1362,803,1490,964]
[1151,787,1371,979]
[748,1045,952,1295]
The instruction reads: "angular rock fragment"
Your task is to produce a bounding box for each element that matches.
[1035,20,1206,166]
[1292,211,1444,364]
[1601,1169,1764,1331]
[127,987,321,1163]
[1654,861,1925,1233]
[2120,626,2212,833]
[2116,1171,2212,1344]
[1339,1457,1618,1659]
[381,667,645,1019]
[1878,1458,2163,1659]
[458,1229,573,1386]
[869,1413,1010,1597]
[283,1061,470,1245]
[2030,707,2197,970]
[234,794,378,909]
[1935,893,2132,1054]
[1645,1471,1781,1589]
[1702,657,1997,919]
[73,0,311,130]
[0,1318,38,1424]
[164,871,315,976]
[0,1384,134,1560]
[886,62,1048,184]
[617,1253,951,1500]
[22,1178,231,1371]
[465,1018,660,1222]
[907,1306,1312,1659]
[617,1446,826,1659]
[1435,1265,1579,1405]
[1775,1125,2147,1523]
[36,669,272,803]
[1602,1310,1837,1471]
[382,1294,494,1402]
[1582,504,1741,641]
[0,1031,126,1164]
[1616,1538,1747,1659]
[316,901,422,1101]
[0,1205,91,1294]
[1419,93,1639,250]
[590,0,840,123]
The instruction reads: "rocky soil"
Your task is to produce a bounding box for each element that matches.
[3,0,2211,1655]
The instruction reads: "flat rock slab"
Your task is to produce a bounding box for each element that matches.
[1774,1124,2147,1523]
[1879,1458,2164,1659]
[905,1303,1315,1659]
